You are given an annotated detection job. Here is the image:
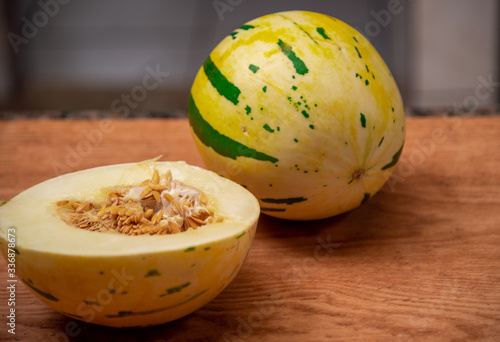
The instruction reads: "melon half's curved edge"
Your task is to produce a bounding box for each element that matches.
[0,160,260,327]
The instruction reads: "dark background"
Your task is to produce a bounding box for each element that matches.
[1,0,498,113]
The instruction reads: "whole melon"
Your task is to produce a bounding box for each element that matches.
[188,10,405,220]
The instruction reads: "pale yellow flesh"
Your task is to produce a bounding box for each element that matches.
[1,161,258,256]
[0,161,259,327]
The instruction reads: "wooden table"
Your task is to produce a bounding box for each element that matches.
[0,115,499,341]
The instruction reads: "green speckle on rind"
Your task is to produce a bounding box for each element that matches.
[301,110,309,118]
[239,24,255,30]
[188,96,278,163]
[263,124,275,133]
[360,113,366,128]
[184,246,196,252]
[262,86,267,92]
[22,279,59,302]
[378,137,385,147]
[203,56,240,105]
[229,25,255,40]
[261,207,286,212]
[316,27,330,39]
[145,269,161,277]
[361,193,371,205]
[277,39,309,75]
[84,300,99,306]
[161,282,191,296]
[245,105,251,114]
[235,232,246,239]
[381,141,405,170]
[354,46,362,58]
[261,197,307,205]
[248,64,260,73]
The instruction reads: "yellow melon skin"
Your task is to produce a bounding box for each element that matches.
[189,11,405,220]
[0,161,259,327]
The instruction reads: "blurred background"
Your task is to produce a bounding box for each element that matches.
[0,0,498,114]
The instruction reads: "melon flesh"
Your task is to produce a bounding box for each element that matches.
[0,160,259,327]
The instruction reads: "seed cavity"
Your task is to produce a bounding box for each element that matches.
[56,168,222,235]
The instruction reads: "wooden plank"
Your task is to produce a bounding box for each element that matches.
[0,116,499,341]
[0,118,203,200]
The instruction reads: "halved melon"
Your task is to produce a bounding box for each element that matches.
[0,159,259,327]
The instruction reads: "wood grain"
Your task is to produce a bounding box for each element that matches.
[0,116,499,341]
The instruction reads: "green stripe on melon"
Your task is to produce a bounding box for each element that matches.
[203,56,241,105]
[277,39,309,75]
[188,95,278,163]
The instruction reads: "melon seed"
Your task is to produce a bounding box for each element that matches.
[55,167,221,235]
